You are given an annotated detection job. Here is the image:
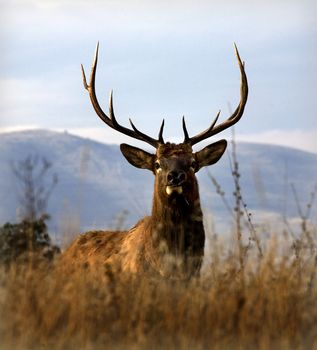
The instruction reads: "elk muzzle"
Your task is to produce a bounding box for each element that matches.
[166,170,186,196]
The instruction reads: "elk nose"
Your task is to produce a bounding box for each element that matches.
[167,170,186,186]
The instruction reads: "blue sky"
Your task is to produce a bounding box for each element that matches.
[1,0,316,153]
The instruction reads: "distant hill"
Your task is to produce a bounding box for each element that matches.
[1,130,316,242]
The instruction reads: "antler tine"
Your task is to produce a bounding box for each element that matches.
[81,43,164,148]
[81,64,89,90]
[109,90,121,127]
[185,44,248,146]
[182,116,189,142]
[158,119,165,143]
[183,112,220,144]
[128,119,161,147]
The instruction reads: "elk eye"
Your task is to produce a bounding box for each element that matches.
[154,161,161,170]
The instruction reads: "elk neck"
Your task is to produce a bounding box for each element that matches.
[148,177,205,257]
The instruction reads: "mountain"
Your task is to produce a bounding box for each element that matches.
[0,130,316,243]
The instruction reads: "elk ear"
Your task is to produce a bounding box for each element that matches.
[195,139,227,171]
[120,144,154,171]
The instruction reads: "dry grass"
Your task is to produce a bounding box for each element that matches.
[0,225,316,350]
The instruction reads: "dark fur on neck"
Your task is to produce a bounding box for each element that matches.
[147,180,205,277]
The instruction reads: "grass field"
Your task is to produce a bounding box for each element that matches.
[0,219,316,350]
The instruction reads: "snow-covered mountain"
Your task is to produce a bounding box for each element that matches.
[1,130,316,242]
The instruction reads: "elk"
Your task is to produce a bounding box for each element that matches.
[61,44,248,279]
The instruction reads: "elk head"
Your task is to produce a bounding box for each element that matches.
[81,44,248,212]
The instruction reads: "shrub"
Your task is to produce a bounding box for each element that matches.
[0,215,60,266]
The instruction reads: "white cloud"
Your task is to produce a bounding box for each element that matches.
[0,125,40,133]
[1,126,316,155]
[236,129,317,154]
[56,127,135,146]
[69,127,317,155]
[58,127,317,154]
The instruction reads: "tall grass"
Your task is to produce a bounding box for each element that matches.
[0,227,316,350]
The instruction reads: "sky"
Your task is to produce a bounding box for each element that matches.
[1,0,317,153]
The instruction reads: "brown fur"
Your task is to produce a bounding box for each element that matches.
[59,141,227,279]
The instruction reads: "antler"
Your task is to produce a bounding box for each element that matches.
[81,43,165,148]
[183,44,248,146]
